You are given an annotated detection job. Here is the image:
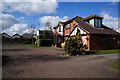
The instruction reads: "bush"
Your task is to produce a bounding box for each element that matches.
[61,42,66,49]
[36,39,53,46]
[64,31,87,56]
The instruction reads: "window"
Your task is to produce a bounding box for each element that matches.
[65,37,68,40]
[100,37,108,44]
[55,28,58,32]
[73,24,76,27]
[66,24,70,29]
[95,19,101,27]
[98,19,101,27]
[118,40,120,45]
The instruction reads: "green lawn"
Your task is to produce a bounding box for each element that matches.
[32,46,52,48]
[92,49,120,55]
[110,59,120,70]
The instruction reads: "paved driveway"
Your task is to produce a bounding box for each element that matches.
[92,53,119,59]
[2,45,119,78]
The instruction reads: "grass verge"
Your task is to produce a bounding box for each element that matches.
[92,49,120,55]
[110,59,120,70]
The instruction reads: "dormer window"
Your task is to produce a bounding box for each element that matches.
[95,19,101,27]
[83,14,103,28]
[89,19,102,28]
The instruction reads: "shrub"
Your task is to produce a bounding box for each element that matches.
[64,31,87,56]
[36,39,53,46]
[61,42,66,49]
[63,52,67,56]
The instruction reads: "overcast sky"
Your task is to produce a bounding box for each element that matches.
[1,0,119,36]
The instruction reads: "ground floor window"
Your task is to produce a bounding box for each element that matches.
[118,40,120,45]
[65,37,68,40]
[100,36,108,44]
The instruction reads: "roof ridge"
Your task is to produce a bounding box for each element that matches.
[83,14,103,20]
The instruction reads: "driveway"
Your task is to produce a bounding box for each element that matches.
[2,45,119,78]
[92,53,119,59]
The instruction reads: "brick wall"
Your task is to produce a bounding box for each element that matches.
[64,21,78,35]
[89,34,120,50]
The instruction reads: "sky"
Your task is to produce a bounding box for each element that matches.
[1,0,119,36]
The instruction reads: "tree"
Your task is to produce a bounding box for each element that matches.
[44,22,52,31]
[43,30,54,39]
[43,30,48,39]
[28,24,36,44]
[64,31,87,56]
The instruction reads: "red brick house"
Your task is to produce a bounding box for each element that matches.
[53,14,120,50]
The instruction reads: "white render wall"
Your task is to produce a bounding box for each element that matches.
[81,36,87,45]
[56,23,63,35]
[70,27,86,36]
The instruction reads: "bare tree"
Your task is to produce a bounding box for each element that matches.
[44,22,52,31]
[28,24,36,44]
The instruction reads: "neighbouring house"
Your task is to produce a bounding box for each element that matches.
[53,14,120,50]
[21,33,33,44]
[37,30,54,39]
[21,33,32,39]
[12,34,21,39]
[2,33,12,43]
[12,34,21,43]
[2,33,12,39]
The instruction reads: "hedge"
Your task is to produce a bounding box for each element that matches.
[36,39,53,46]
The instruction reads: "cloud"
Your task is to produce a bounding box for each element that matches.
[1,13,25,31]
[2,0,58,15]
[39,16,69,30]
[2,23,29,36]
[111,0,120,2]
[101,11,118,30]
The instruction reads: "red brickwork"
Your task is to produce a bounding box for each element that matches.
[89,35,120,50]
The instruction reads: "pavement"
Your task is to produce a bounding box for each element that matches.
[2,45,119,78]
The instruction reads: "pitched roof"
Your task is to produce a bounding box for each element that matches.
[53,16,83,29]
[2,33,11,38]
[74,17,119,35]
[64,16,83,24]
[53,22,64,29]
[21,33,32,39]
[12,34,21,38]
[54,14,119,35]
[83,14,103,20]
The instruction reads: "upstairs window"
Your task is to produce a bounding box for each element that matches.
[55,28,58,32]
[89,19,101,28]
[66,24,70,29]
[73,24,77,27]
[95,19,101,27]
